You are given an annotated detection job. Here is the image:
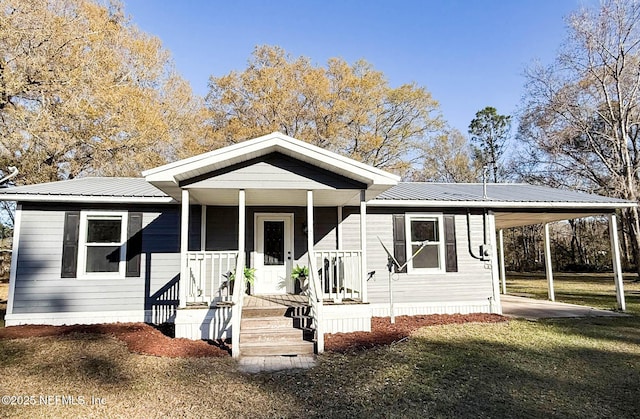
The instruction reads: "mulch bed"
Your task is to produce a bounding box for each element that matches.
[325,313,507,353]
[0,323,229,358]
[0,313,507,358]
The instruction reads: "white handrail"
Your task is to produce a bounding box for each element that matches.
[231,252,245,358]
[307,252,324,353]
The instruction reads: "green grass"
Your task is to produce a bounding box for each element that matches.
[1,276,639,417]
[506,272,640,315]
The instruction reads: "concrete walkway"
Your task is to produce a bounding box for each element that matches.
[237,355,316,373]
[501,294,627,320]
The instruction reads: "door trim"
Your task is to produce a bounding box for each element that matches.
[253,213,294,294]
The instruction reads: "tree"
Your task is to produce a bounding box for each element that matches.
[517,0,640,272]
[468,106,511,182]
[191,45,443,176]
[0,0,205,185]
[412,128,479,182]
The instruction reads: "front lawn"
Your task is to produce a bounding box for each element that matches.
[1,316,639,418]
[506,272,640,314]
[1,275,639,418]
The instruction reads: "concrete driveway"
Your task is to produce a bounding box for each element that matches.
[501,294,627,320]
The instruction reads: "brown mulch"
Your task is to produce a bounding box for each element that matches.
[0,313,507,358]
[0,323,229,358]
[325,313,507,353]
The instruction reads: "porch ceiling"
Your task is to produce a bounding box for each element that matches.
[188,188,365,206]
[494,210,611,229]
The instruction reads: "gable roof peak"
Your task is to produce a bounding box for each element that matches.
[143,132,400,187]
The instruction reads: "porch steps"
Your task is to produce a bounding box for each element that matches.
[239,302,314,357]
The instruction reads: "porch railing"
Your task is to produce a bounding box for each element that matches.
[231,252,245,358]
[307,251,324,353]
[314,250,363,302]
[185,251,238,304]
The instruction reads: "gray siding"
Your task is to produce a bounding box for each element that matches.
[13,204,180,319]
[184,153,364,190]
[343,208,494,305]
[205,206,338,265]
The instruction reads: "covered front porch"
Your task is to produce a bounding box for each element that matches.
[175,187,372,357]
[142,133,400,356]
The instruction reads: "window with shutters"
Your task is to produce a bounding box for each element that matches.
[77,211,128,278]
[405,214,445,273]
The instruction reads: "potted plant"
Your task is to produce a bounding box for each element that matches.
[291,265,309,294]
[230,267,256,295]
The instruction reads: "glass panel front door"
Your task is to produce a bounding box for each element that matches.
[264,221,285,265]
[254,214,293,295]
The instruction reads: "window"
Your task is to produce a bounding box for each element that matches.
[406,214,445,273]
[78,212,128,277]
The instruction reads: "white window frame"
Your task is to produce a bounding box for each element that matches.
[405,213,445,274]
[77,211,128,279]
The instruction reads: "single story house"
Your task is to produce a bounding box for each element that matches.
[0,132,634,357]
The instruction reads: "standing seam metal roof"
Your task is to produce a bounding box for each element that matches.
[0,178,633,205]
[0,177,169,198]
[375,182,631,204]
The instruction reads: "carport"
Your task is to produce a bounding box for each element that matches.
[500,294,629,320]
[495,203,636,312]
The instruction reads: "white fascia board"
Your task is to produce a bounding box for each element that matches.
[368,199,637,209]
[0,194,176,204]
[143,132,400,186]
[142,132,282,177]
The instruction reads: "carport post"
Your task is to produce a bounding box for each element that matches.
[608,213,626,311]
[498,229,506,294]
[543,223,555,301]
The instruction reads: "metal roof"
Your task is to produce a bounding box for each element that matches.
[0,178,634,209]
[374,182,633,206]
[0,177,174,203]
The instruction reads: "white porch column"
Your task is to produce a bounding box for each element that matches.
[498,229,506,294]
[608,213,626,311]
[307,190,314,263]
[237,190,246,271]
[232,189,245,359]
[543,223,555,302]
[488,211,502,314]
[179,189,190,309]
[337,206,343,250]
[200,204,207,251]
[360,190,368,303]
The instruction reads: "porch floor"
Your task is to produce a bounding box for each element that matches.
[244,294,309,308]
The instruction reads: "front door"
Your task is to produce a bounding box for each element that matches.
[253,214,293,294]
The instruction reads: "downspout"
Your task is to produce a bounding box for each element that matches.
[467,209,489,260]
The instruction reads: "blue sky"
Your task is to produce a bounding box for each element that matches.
[124,0,588,136]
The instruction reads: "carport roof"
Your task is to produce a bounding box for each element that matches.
[373,182,632,206]
[370,182,636,228]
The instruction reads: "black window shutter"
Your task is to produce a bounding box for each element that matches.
[444,215,458,272]
[126,212,143,277]
[392,214,407,273]
[61,211,80,278]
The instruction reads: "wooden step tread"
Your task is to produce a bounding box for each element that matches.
[240,330,303,344]
[241,341,315,356]
[241,317,292,329]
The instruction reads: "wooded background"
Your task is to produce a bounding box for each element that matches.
[1,0,638,277]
